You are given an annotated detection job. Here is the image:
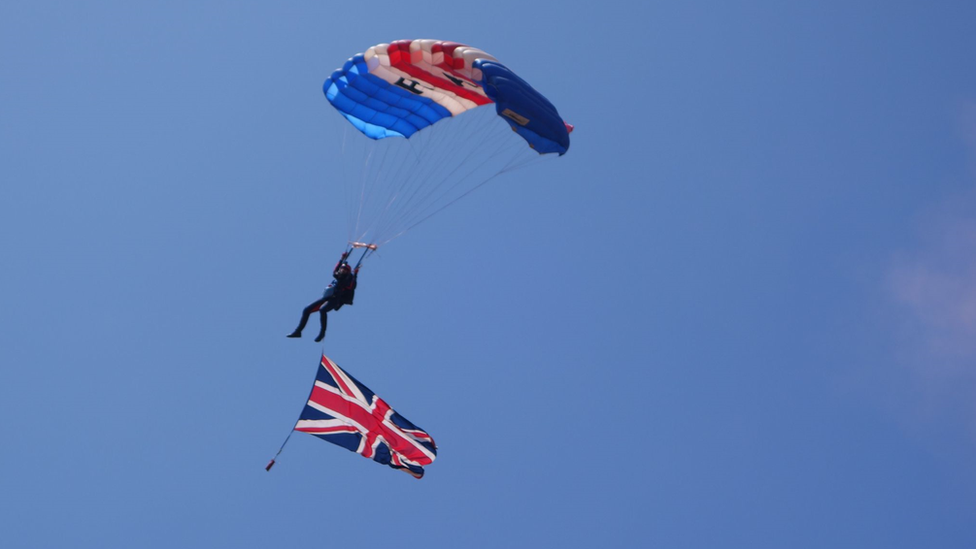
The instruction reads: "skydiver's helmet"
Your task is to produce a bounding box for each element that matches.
[336,264,352,278]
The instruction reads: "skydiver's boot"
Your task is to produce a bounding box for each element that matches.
[287,331,301,338]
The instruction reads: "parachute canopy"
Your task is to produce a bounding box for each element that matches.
[323,39,571,155]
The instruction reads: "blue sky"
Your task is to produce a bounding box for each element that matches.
[4,1,976,547]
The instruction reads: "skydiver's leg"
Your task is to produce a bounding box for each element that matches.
[288,298,326,338]
[314,300,337,342]
[314,311,327,342]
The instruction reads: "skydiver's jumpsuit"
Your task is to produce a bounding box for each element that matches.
[289,258,358,342]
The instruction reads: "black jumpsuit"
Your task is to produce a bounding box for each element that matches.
[288,258,358,342]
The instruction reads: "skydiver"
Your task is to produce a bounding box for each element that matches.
[287,250,359,342]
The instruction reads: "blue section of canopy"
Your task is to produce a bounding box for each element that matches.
[323,54,453,140]
[474,60,571,155]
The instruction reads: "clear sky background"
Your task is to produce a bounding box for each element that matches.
[4,1,976,547]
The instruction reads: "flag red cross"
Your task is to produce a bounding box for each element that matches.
[295,356,435,469]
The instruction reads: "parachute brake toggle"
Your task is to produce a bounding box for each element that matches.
[350,242,378,251]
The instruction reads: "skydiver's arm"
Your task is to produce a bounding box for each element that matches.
[333,250,351,277]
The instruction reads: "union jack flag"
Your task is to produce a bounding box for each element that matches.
[294,354,437,478]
